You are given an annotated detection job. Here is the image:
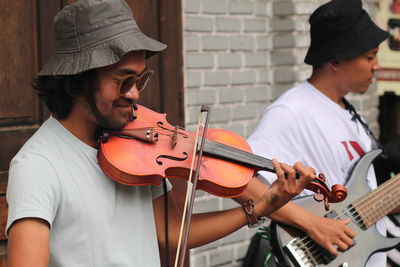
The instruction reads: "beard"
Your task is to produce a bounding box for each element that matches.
[85,90,134,130]
[95,102,134,130]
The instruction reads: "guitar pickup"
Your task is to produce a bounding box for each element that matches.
[285,238,317,267]
[285,237,336,266]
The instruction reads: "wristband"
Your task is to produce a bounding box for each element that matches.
[242,199,266,228]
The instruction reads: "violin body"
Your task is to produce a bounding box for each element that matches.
[97,104,348,267]
[98,104,254,197]
[98,104,347,203]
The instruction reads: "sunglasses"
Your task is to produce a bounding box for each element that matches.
[117,69,155,96]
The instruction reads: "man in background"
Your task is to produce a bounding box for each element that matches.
[247,0,390,266]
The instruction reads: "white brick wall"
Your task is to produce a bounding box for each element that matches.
[182,0,380,266]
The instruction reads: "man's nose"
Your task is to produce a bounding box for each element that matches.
[124,85,140,100]
[372,59,380,71]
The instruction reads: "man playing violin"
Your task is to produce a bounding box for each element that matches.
[5,0,316,266]
[247,0,391,266]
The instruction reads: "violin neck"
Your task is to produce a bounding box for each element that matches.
[203,139,275,173]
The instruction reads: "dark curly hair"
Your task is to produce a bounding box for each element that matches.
[32,70,97,120]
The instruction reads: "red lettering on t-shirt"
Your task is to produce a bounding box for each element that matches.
[349,141,365,157]
[341,141,365,160]
[341,141,353,160]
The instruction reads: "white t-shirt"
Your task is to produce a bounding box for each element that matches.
[7,116,170,267]
[248,81,386,266]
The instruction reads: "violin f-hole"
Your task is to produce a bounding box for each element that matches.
[156,152,189,165]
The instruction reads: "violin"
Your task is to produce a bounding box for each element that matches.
[97,104,347,206]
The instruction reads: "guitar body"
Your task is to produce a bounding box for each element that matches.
[271,150,400,267]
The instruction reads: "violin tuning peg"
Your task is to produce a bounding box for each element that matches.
[324,197,330,211]
[313,188,325,202]
[313,192,325,202]
[318,173,326,182]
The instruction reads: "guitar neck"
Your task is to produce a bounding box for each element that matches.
[353,173,400,228]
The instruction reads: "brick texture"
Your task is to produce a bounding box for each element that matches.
[183,0,380,266]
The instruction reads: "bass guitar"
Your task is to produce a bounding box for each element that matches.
[270,149,400,267]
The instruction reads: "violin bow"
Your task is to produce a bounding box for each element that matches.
[174,105,211,267]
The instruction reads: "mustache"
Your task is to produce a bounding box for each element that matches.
[114,98,135,106]
[113,98,138,121]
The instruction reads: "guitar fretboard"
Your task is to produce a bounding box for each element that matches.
[352,173,400,228]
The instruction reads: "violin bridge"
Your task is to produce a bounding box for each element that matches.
[171,126,178,149]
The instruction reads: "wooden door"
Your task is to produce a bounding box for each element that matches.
[0,1,46,264]
[128,0,184,124]
[0,0,183,266]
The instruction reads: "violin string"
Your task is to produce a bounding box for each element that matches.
[291,174,400,264]
[207,139,337,198]
[204,138,275,171]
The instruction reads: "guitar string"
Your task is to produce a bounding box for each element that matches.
[294,188,400,265]
[298,176,400,264]
[290,174,400,264]
[183,136,398,266]
[308,187,400,264]
[294,176,400,264]
[304,186,400,264]
[184,137,399,264]
[199,132,398,264]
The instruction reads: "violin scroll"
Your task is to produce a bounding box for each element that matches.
[329,184,347,202]
[307,173,348,211]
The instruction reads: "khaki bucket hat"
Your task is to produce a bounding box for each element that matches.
[38,0,166,76]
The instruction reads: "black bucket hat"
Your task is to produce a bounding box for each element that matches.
[38,0,166,76]
[304,0,389,65]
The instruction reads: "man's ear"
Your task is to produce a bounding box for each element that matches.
[329,60,341,71]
